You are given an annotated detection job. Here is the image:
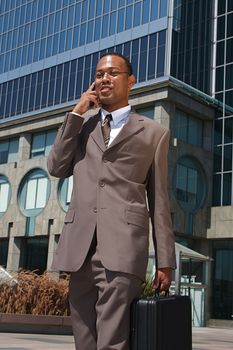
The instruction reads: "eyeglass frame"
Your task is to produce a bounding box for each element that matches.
[95,70,130,80]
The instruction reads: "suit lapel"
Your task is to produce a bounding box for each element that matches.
[90,112,144,152]
[90,112,106,152]
[107,112,144,149]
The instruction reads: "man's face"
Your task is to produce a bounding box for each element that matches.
[95,55,135,112]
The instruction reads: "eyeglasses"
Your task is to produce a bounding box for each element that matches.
[95,70,130,79]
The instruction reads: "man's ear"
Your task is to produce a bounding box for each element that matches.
[128,74,136,91]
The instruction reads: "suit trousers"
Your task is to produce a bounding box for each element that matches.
[69,234,143,350]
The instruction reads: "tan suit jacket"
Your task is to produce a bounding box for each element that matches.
[47,111,176,280]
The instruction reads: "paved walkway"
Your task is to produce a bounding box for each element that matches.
[0,327,232,349]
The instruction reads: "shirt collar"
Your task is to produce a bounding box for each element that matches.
[101,105,131,126]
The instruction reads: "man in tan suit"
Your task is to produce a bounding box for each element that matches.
[48,53,176,350]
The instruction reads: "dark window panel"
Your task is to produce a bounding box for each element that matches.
[125,5,133,30]
[117,8,125,33]
[16,77,25,115]
[22,74,31,113]
[131,39,139,81]
[215,119,223,145]
[68,60,77,101]
[217,15,225,41]
[41,69,50,108]
[226,38,233,64]
[75,57,84,99]
[223,145,232,171]
[35,71,43,109]
[216,41,225,66]
[61,62,70,103]
[218,0,226,15]
[151,0,158,21]
[10,78,19,116]
[48,66,56,106]
[227,13,233,38]
[29,73,37,111]
[223,173,232,205]
[139,36,148,82]
[214,146,222,172]
[54,64,63,104]
[212,174,221,206]
[215,66,224,92]
[133,1,141,27]
[224,118,233,144]
[109,11,116,36]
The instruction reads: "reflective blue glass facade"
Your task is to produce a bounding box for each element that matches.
[213,1,233,206]
[0,0,168,121]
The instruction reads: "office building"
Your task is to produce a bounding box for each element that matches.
[0,0,232,325]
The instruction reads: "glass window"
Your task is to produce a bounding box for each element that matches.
[61,61,70,103]
[0,175,11,216]
[226,38,233,64]
[212,240,233,320]
[0,238,9,268]
[157,30,166,77]
[29,73,37,111]
[174,109,203,148]
[55,10,61,32]
[216,40,225,66]
[59,30,66,53]
[160,0,168,17]
[18,169,50,217]
[174,157,206,214]
[87,20,94,43]
[109,11,116,36]
[212,174,221,206]
[217,15,225,41]
[215,66,224,92]
[31,130,57,158]
[139,36,148,82]
[133,1,141,27]
[223,145,232,171]
[151,0,158,21]
[61,7,68,30]
[223,173,232,205]
[218,0,226,15]
[142,0,150,24]
[226,64,233,90]
[136,106,154,120]
[227,13,233,37]
[148,33,157,79]
[58,176,73,211]
[96,0,103,16]
[125,5,133,30]
[94,17,101,40]
[102,14,109,38]
[89,0,96,20]
[81,0,88,21]
[48,66,56,106]
[19,237,48,274]
[214,146,222,172]
[117,8,125,33]
[80,23,87,45]
[224,118,233,144]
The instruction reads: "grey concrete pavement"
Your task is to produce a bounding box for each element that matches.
[0,327,232,349]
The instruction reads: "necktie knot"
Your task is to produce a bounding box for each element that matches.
[102,114,112,126]
[102,114,112,147]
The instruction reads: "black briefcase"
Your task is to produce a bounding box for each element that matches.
[130,294,192,350]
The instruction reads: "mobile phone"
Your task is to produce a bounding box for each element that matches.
[89,84,95,107]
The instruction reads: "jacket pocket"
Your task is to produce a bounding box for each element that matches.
[125,209,149,229]
[64,209,75,223]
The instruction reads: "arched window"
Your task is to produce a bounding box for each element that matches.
[58,176,73,211]
[0,175,11,217]
[18,169,50,216]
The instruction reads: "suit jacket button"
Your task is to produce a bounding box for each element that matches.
[103,158,108,163]
[93,208,97,213]
[99,181,105,187]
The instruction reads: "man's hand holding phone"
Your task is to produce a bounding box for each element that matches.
[72,82,99,117]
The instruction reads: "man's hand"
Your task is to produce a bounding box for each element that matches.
[72,82,99,116]
[153,267,172,292]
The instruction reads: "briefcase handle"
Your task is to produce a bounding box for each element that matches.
[154,288,170,298]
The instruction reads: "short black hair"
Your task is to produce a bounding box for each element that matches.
[99,52,133,76]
